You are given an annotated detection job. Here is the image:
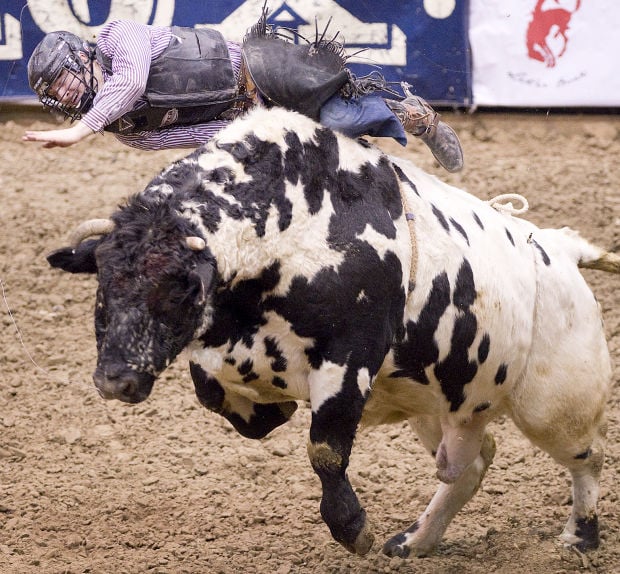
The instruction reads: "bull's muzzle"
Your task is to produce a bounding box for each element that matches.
[93,366,155,404]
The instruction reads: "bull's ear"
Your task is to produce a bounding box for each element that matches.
[192,263,216,305]
[46,239,100,274]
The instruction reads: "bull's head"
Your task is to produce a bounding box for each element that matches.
[48,212,216,404]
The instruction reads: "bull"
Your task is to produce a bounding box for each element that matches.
[47,107,618,558]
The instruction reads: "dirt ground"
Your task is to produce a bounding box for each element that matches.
[1,108,619,574]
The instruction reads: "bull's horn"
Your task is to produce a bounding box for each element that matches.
[186,236,206,251]
[69,219,115,247]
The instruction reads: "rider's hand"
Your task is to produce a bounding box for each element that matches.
[22,121,94,148]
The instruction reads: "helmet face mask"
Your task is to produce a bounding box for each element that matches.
[28,31,98,122]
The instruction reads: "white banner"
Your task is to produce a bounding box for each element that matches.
[470,0,620,106]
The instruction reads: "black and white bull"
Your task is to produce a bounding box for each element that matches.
[48,107,618,558]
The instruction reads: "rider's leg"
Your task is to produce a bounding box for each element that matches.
[384,85,464,173]
[320,92,464,173]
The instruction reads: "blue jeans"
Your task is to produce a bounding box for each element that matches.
[319,94,407,146]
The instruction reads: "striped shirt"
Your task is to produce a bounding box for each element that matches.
[81,20,242,150]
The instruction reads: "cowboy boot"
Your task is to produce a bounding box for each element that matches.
[386,85,464,173]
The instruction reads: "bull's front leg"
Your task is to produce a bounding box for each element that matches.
[307,362,374,555]
[190,362,297,439]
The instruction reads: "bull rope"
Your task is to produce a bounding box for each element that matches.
[399,189,418,291]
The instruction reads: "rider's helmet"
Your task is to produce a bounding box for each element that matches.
[27,31,98,121]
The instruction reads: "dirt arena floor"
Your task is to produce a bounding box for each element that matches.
[1,108,619,574]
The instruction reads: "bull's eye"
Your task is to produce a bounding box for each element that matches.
[474,401,491,413]
[147,274,200,319]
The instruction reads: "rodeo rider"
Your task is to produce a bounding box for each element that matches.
[22,11,464,173]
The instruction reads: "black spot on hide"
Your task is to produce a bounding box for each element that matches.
[472,211,484,229]
[147,161,205,198]
[391,163,420,197]
[201,263,282,349]
[435,313,478,411]
[238,359,259,383]
[453,259,476,309]
[264,336,287,372]
[191,361,225,413]
[532,239,551,265]
[265,242,406,376]
[434,259,478,411]
[272,376,287,389]
[238,358,253,375]
[574,448,592,460]
[328,155,403,248]
[391,272,450,383]
[494,363,508,385]
[450,217,469,245]
[216,134,293,236]
[474,401,491,412]
[478,333,490,363]
[283,128,339,216]
[431,204,450,233]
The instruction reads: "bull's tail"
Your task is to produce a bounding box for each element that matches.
[558,227,620,274]
[579,251,620,274]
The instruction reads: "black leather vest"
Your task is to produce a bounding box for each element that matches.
[98,27,238,134]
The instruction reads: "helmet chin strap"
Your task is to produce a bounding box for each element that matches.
[88,49,98,94]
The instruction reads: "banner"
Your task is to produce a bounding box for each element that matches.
[0,0,470,105]
[2,1,617,108]
[470,0,620,107]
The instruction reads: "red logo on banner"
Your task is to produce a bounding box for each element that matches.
[526,0,581,67]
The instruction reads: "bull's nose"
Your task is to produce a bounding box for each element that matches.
[94,375,132,399]
[102,362,128,380]
[93,366,134,399]
[92,365,155,404]
[102,378,131,396]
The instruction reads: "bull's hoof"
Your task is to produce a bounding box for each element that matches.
[382,526,436,559]
[382,533,411,558]
[341,522,375,556]
[560,515,600,552]
[575,516,600,552]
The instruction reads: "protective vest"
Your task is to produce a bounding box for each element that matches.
[98,27,238,134]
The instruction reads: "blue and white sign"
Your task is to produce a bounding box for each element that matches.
[0,0,471,105]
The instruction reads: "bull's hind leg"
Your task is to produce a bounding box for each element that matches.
[383,416,496,557]
[513,411,607,551]
[559,424,606,551]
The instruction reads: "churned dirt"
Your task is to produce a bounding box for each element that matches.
[1,107,619,574]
